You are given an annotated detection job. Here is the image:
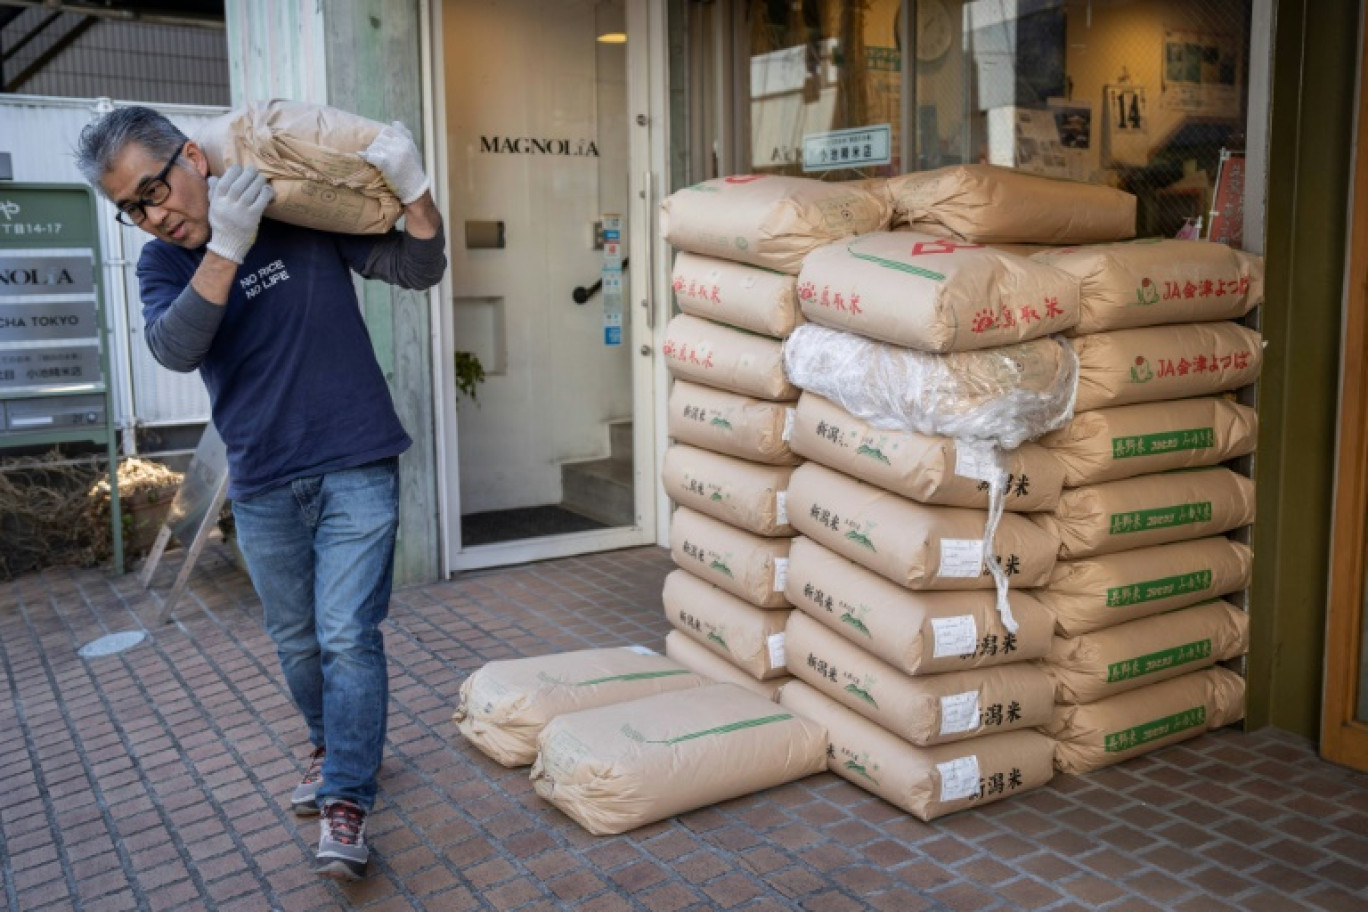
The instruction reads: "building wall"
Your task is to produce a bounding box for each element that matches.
[0,11,229,106]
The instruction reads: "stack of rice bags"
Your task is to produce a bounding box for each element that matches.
[770,166,1133,820]
[1025,238,1262,774]
[888,164,1258,774]
[655,175,890,699]
[489,177,898,835]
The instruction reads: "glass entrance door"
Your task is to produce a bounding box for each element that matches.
[440,0,656,569]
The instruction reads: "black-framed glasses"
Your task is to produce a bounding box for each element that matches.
[113,142,186,226]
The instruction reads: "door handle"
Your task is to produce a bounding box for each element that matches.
[641,170,655,329]
[572,258,629,304]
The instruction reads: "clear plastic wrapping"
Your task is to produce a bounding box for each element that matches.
[781,323,1078,451]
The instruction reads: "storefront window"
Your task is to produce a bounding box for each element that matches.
[749,0,906,179]
[744,0,1253,239]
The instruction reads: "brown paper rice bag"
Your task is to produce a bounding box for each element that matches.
[660,174,891,274]
[531,683,827,834]
[661,444,796,537]
[785,611,1055,746]
[196,99,402,234]
[663,314,797,401]
[1038,397,1258,486]
[670,251,804,338]
[780,680,1056,821]
[1072,322,1263,412]
[668,380,800,466]
[670,507,791,608]
[1037,537,1253,636]
[662,569,791,680]
[453,647,709,767]
[796,232,1080,352]
[887,165,1137,244]
[665,630,789,701]
[785,536,1053,674]
[787,461,1059,590]
[1045,600,1249,704]
[1044,666,1246,774]
[791,393,1064,511]
[1033,467,1255,559]
[1032,239,1264,334]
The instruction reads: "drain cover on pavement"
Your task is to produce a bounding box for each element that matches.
[77,631,147,658]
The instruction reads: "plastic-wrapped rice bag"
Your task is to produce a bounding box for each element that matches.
[781,323,1077,451]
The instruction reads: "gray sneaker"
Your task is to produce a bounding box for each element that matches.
[315,800,368,881]
[290,746,325,816]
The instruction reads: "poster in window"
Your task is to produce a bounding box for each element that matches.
[1161,28,1239,117]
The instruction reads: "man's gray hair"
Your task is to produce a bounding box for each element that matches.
[74,106,188,190]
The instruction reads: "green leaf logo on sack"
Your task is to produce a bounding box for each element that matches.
[709,558,734,578]
[1135,277,1161,306]
[710,416,734,430]
[843,757,879,785]
[840,607,873,638]
[845,528,877,552]
[1129,356,1155,384]
[707,631,729,651]
[844,677,879,708]
[855,443,891,465]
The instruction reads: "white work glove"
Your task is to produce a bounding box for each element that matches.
[206,164,273,264]
[359,121,430,205]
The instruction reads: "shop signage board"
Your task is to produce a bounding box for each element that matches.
[0,183,122,571]
[802,124,892,172]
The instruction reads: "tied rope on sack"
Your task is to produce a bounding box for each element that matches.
[782,323,1080,632]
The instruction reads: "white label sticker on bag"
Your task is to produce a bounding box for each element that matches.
[939,540,985,578]
[773,557,790,592]
[767,632,787,668]
[782,408,796,442]
[931,615,978,658]
[955,446,997,482]
[937,754,981,802]
[775,490,789,526]
[940,691,980,735]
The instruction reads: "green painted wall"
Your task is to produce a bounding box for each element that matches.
[322,0,440,586]
[1247,0,1359,736]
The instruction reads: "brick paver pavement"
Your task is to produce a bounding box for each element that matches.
[2,541,1367,911]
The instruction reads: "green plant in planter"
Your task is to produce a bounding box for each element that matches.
[453,350,486,404]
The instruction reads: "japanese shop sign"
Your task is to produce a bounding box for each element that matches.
[802,125,892,172]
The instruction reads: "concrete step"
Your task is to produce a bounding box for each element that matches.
[560,456,634,527]
[608,419,633,462]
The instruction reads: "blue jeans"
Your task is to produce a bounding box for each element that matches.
[231,458,399,812]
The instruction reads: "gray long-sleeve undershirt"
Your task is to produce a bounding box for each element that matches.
[144,225,447,373]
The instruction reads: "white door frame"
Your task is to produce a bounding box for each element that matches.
[426,0,670,575]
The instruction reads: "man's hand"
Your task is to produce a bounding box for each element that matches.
[206,165,273,264]
[360,121,430,205]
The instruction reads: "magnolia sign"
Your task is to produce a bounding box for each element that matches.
[479,136,599,157]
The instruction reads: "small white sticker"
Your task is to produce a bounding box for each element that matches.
[955,446,997,482]
[773,557,790,592]
[782,407,796,442]
[940,690,980,735]
[937,754,981,802]
[624,644,658,656]
[775,490,789,526]
[939,540,984,578]
[767,632,787,669]
[931,615,978,658]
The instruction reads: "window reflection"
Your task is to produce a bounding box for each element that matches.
[748,0,1252,241]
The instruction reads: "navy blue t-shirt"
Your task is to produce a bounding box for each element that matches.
[138,219,411,500]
